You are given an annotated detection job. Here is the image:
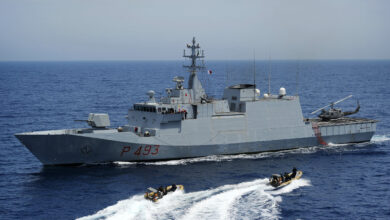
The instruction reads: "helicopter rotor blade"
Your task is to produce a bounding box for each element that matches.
[311,103,332,114]
[310,95,353,115]
[333,95,353,105]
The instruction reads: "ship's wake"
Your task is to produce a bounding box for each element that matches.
[371,134,390,143]
[112,134,389,167]
[77,178,311,220]
[113,148,323,167]
[327,134,390,148]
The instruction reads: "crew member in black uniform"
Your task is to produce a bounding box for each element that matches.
[291,167,297,178]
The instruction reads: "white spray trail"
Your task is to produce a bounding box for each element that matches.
[78,178,311,220]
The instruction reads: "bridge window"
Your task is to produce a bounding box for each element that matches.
[133,105,157,112]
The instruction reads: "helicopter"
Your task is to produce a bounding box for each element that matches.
[311,95,360,121]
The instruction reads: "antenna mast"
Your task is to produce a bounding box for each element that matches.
[253,50,256,101]
[268,56,271,95]
[225,63,228,88]
[296,61,300,96]
[183,37,205,89]
[182,37,207,102]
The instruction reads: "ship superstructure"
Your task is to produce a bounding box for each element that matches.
[15,38,378,165]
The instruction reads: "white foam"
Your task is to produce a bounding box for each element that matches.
[327,142,350,147]
[112,147,324,167]
[78,178,311,220]
[371,134,390,143]
[269,179,312,196]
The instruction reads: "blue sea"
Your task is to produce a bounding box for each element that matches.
[1,60,389,220]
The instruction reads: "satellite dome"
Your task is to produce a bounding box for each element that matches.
[147,90,155,98]
[279,87,286,96]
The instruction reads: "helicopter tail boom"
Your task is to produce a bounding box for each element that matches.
[342,100,360,116]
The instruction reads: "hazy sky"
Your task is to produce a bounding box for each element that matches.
[0,0,389,61]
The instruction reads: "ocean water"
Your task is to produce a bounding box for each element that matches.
[0,60,389,219]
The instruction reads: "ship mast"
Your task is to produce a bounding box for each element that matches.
[183,37,206,102]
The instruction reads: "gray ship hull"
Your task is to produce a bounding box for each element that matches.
[15,117,376,165]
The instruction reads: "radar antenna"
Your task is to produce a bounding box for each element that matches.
[183,37,205,75]
[311,95,353,114]
[183,37,207,102]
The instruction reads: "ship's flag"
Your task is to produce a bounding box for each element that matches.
[208,70,213,75]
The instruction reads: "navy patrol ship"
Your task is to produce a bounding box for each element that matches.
[15,38,378,165]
